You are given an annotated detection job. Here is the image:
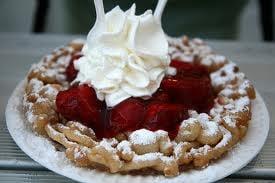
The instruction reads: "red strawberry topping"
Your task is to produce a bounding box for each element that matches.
[149,90,170,103]
[170,60,208,78]
[161,75,213,111]
[56,59,215,139]
[162,60,214,112]
[143,103,188,138]
[107,98,145,137]
[65,53,82,82]
[56,84,103,130]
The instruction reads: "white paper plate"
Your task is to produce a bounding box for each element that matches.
[6,80,270,183]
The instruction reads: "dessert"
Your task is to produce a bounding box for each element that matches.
[22,0,256,177]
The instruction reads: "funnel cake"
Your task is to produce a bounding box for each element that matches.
[22,36,255,177]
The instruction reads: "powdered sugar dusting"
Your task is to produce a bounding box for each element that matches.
[196,113,219,136]
[74,146,91,159]
[173,142,190,159]
[211,62,245,89]
[117,140,132,155]
[235,97,250,111]
[201,54,226,66]
[223,115,236,127]
[29,78,43,92]
[99,138,118,153]
[44,85,59,96]
[129,129,157,145]
[132,153,162,163]
[190,145,211,156]
[160,155,174,164]
[215,126,232,148]
[167,36,214,62]
[223,96,250,114]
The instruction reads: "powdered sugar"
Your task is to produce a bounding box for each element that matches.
[25,107,36,124]
[201,54,227,66]
[167,36,214,62]
[211,62,245,89]
[196,113,219,136]
[190,145,211,156]
[132,152,161,163]
[219,88,234,97]
[155,130,169,139]
[223,96,250,114]
[44,85,59,96]
[74,146,91,159]
[215,126,232,148]
[235,97,250,111]
[179,118,199,136]
[117,140,132,155]
[131,152,175,164]
[159,155,175,164]
[71,122,86,131]
[29,78,43,93]
[129,129,157,145]
[173,142,190,159]
[223,115,236,127]
[99,138,118,152]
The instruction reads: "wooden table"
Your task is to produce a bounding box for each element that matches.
[0,33,274,182]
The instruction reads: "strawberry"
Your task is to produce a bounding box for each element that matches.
[107,98,145,137]
[161,75,213,111]
[149,90,170,103]
[162,60,214,112]
[170,60,208,78]
[143,103,188,139]
[56,84,103,130]
[65,53,83,82]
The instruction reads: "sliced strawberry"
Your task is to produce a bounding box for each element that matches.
[143,103,188,139]
[163,60,214,112]
[56,84,103,130]
[149,90,170,103]
[161,75,213,111]
[57,58,215,139]
[170,60,208,78]
[56,86,81,120]
[107,98,145,137]
[65,53,83,82]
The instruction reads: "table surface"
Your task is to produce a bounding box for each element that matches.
[0,33,275,183]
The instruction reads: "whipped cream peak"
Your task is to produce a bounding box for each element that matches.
[74,0,170,107]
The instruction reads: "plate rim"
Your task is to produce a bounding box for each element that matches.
[5,79,270,183]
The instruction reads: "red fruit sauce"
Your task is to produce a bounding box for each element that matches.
[65,53,83,82]
[107,98,145,138]
[58,57,215,139]
[143,103,188,139]
[56,84,103,130]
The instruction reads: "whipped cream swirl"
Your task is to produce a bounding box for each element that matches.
[74,3,170,107]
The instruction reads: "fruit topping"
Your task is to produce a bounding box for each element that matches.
[107,98,145,137]
[149,90,170,103]
[65,53,82,82]
[56,84,103,130]
[57,59,215,139]
[143,103,188,138]
[161,75,213,111]
[161,60,214,112]
[170,60,208,78]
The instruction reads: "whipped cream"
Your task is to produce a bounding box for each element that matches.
[74,1,170,107]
